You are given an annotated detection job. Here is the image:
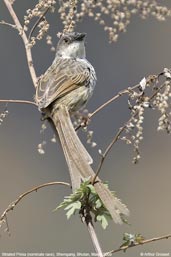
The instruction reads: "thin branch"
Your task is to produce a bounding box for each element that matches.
[4,214,10,236]
[89,74,158,120]
[0,181,70,223]
[28,7,50,41]
[89,84,139,119]
[105,234,171,256]
[0,20,17,29]
[92,76,167,182]
[75,84,141,132]
[86,220,103,257]
[92,113,137,184]
[81,209,103,256]
[3,0,37,88]
[75,86,139,132]
[149,82,166,101]
[0,99,37,107]
[76,76,157,132]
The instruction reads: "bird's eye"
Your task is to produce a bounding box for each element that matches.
[64,38,69,43]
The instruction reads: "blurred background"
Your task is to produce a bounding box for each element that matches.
[0,0,171,255]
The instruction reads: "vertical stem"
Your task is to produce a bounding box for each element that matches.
[87,221,104,257]
[82,216,103,257]
[3,0,37,88]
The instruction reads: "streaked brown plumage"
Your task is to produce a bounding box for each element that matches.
[35,32,129,224]
[36,57,95,111]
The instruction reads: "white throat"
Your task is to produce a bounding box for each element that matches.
[57,41,86,59]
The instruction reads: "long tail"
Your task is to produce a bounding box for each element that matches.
[51,106,129,224]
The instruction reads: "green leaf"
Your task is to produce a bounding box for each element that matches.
[54,180,121,229]
[87,184,96,194]
[135,234,145,243]
[64,201,81,210]
[95,199,102,209]
[96,214,109,229]
[120,232,144,251]
[66,206,76,219]
[65,201,81,219]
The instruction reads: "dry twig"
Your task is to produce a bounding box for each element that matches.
[0,99,37,107]
[0,181,70,226]
[3,0,37,88]
[105,234,171,255]
[92,73,170,180]
[0,20,16,29]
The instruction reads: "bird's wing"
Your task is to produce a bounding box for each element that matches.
[36,58,91,109]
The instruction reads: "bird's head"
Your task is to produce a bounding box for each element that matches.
[56,32,86,59]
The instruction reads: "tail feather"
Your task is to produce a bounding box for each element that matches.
[52,106,129,224]
[94,182,129,224]
[54,111,82,191]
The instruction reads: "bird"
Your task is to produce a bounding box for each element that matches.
[35,32,129,224]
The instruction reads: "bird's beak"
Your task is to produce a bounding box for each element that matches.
[75,33,86,41]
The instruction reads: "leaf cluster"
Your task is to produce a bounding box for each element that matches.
[56,179,112,229]
[120,233,145,251]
